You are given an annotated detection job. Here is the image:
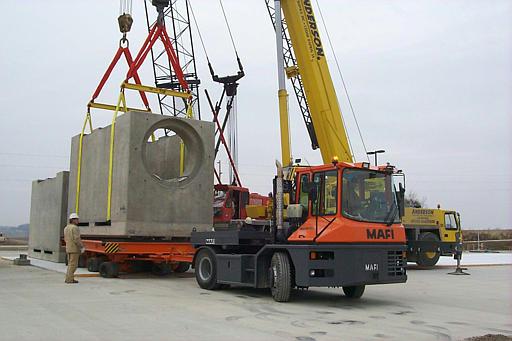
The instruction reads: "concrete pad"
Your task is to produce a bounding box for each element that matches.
[1,254,97,277]
[67,112,215,238]
[28,171,69,263]
[0,251,510,341]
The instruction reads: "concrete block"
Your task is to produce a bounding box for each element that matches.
[68,111,214,239]
[29,171,69,263]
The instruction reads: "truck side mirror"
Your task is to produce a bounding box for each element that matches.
[397,183,405,218]
[301,181,313,193]
[308,186,318,202]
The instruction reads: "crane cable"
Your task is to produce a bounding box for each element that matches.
[119,0,132,15]
[315,0,371,163]
[218,0,240,59]
[188,0,211,63]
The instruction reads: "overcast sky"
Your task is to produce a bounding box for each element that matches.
[0,0,510,228]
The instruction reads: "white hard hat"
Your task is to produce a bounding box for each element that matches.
[69,213,79,220]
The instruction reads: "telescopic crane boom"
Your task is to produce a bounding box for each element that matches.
[271,0,353,165]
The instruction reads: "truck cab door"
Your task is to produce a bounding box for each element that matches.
[442,212,459,242]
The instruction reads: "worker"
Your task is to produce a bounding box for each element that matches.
[64,213,84,284]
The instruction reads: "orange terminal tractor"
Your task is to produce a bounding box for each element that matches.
[190,0,407,302]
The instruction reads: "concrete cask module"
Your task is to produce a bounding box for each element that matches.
[67,111,215,239]
[29,171,69,263]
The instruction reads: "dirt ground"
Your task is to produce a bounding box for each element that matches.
[465,335,512,341]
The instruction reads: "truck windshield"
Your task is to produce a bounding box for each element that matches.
[342,169,400,224]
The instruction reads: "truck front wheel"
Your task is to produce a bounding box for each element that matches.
[343,285,365,299]
[195,248,220,290]
[416,232,441,267]
[270,252,292,302]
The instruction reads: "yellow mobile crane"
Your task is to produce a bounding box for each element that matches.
[402,206,463,267]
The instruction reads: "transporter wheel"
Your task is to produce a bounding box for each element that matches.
[78,254,87,268]
[195,248,221,290]
[87,257,101,272]
[416,232,441,267]
[270,252,292,302]
[173,262,191,273]
[151,263,172,276]
[99,261,119,278]
[343,285,365,299]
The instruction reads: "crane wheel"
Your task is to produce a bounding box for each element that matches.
[270,252,292,302]
[343,285,365,299]
[416,232,441,267]
[195,248,221,290]
[99,262,119,278]
[173,262,191,273]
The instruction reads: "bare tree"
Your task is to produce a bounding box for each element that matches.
[405,191,427,208]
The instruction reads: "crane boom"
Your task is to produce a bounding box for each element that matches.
[277,0,353,164]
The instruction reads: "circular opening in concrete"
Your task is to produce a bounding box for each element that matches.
[141,118,204,187]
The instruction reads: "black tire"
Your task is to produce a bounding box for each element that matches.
[173,262,191,273]
[343,285,365,299]
[270,252,292,302]
[151,263,172,276]
[195,248,221,290]
[416,232,441,267]
[130,260,150,273]
[78,254,87,268]
[87,257,101,272]
[99,261,119,278]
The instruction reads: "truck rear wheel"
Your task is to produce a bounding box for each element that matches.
[99,261,119,278]
[343,285,365,299]
[195,248,220,290]
[416,232,441,267]
[270,252,292,302]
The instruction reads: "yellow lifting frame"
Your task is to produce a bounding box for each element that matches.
[122,82,191,99]
[88,102,150,113]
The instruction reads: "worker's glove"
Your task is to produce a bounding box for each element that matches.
[80,247,85,254]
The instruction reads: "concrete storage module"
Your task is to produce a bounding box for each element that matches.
[29,171,69,263]
[68,111,215,239]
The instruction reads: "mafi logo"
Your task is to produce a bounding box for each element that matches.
[367,229,395,240]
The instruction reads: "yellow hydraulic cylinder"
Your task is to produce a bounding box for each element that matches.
[281,0,353,163]
[278,89,292,166]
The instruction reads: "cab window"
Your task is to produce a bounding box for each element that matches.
[444,213,458,230]
[311,170,338,216]
[299,174,310,213]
